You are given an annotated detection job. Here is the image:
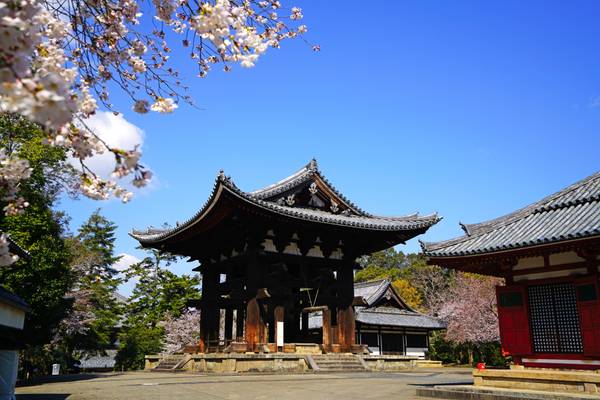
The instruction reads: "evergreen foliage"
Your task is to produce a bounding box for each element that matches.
[116,248,200,369]
[0,114,75,376]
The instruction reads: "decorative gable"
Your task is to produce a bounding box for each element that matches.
[270,177,353,215]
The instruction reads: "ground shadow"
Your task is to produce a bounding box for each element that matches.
[16,394,70,400]
[17,373,124,387]
[408,381,472,388]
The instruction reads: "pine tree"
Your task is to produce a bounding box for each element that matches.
[68,210,124,352]
[77,209,121,279]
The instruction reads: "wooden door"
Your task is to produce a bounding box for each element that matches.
[575,276,600,357]
[496,285,532,356]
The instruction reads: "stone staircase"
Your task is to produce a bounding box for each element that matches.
[310,354,367,372]
[152,354,188,371]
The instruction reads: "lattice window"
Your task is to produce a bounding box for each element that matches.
[528,283,583,354]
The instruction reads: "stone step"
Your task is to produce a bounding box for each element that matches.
[313,361,362,366]
[316,368,366,373]
[154,355,187,371]
[310,354,367,372]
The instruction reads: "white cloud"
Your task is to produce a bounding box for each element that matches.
[114,252,141,272]
[115,253,142,296]
[76,111,145,178]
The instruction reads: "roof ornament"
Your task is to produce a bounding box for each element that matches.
[285,194,295,206]
[308,158,318,171]
[277,197,285,206]
[308,182,318,195]
[330,200,339,213]
[459,222,471,236]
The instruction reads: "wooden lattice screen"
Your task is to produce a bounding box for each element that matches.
[528,283,583,354]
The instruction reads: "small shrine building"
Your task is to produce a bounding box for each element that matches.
[422,171,600,370]
[131,160,439,353]
[309,279,445,356]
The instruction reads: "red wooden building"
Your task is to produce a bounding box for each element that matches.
[422,171,600,370]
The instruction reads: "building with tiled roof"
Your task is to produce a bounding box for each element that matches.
[131,160,439,354]
[423,171,600,370]
[309,279,445,356]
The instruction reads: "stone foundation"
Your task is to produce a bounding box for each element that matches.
[146,353,432,373]
[146,354,309,373]
[473,368,600,395]
[362,355,434,371]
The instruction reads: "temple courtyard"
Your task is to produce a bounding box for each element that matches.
[16,369,472,400]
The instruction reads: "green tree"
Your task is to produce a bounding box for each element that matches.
[0,114,76,376]
[391,279,423,310]
[355,248,409,282]
[116,249,200,369]
[70,211,124,352]
[77,209,121,278]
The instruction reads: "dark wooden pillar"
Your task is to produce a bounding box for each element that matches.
[337,307,355,350]
[337,262,356,352]
[225,308,233,342]
[244,244,266,351]
[199,266,219,352]
[301,311,309,338]
[322,307,332,351]
[245,297,262,349]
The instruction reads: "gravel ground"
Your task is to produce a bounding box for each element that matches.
[16,368,473,400]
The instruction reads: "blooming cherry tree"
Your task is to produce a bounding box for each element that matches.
[437,272,503,344]
[161,308,201,354]
[0,0,310,263]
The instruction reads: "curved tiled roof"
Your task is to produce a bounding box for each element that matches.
[422,170,600,257]
[355,307,446,329]
[354,279,390,306]
[308,279,445,330]
[131,161,440,244]
[249,159,369,216]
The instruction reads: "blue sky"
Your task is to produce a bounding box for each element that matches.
[58,1,600,294]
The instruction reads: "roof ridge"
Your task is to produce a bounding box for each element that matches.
[464,170,600,236]
[131,166,441,243]
[422,170,600,256]
[354,278,389,286]
[247,159,371,216]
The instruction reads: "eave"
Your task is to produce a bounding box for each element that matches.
[131,171,440,246]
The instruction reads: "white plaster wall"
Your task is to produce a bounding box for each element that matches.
[549,251,584,265]
[513,256,544,270]
[514,268,588,282]
[405,348,426,359]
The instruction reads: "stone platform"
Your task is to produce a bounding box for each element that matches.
[145,352,439,373]
[473,368,600,395]
[418,368,600,399]
[417,384,600,400]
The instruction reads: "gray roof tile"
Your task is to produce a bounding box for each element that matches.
[0,286,30,312]
[131,160,440,243]
[308,280,445,330]
[422,170,600,257]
